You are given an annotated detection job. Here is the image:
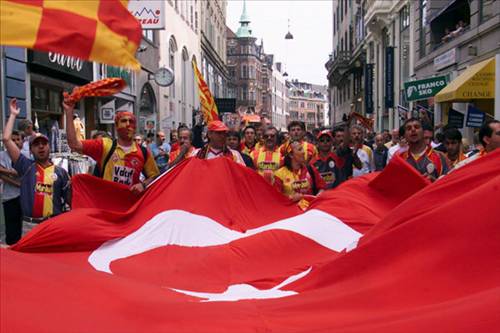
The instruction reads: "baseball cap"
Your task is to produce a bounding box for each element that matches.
[316,130,333,140]
[207,120,229,132]
[29,133,49,146]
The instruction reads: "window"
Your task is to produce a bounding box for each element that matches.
[195,11,198,32]
[241,64,247,79]
[400,5,409,31]
[480,0,495,23]
[190,5,194,28]
[169,37,177,98]
[142,30,154,43]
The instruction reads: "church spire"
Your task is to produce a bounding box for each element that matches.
[236,0,252,38]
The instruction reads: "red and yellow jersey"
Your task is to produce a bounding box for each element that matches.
[169,146,195,163]
[280,140,318,163]
[82,137,159,186]
[240,141,257,156]
[252,146,283,184]
[446,152,467,167]
[399,145,449,179]
[273,165,325,197]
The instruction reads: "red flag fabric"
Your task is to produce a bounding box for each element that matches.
[1,151,499,332]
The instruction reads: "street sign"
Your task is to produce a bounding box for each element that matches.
[466,105,485,128]
[404,76,447,102]
[448,108,464,129]
[128,1,165,30]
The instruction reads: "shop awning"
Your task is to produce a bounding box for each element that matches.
[435,57,495,102]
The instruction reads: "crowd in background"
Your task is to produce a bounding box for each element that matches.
[1,95,499,246]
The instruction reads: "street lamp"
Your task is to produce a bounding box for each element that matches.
[284,19,294,40]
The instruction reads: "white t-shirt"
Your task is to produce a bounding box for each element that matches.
[0,151,20,202]
[190,147,245,166]
[353,145,374,178]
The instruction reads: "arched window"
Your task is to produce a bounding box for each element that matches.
[181,47,189,123]
[169,36,178,98]
[139,83,157,135]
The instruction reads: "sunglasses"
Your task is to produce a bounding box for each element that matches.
[264,134,276,139]
[319,138,331,143]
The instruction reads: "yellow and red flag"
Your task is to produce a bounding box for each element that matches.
[0,0,142,69]
[192,59,219,123]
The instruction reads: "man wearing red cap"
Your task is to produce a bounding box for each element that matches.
[3,99,71,229]
[309,130,342,189]
[191,121,245,165]
[64,99,159,194]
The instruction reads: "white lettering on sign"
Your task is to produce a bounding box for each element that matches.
[112,165,135,186]
[48,52,83,72]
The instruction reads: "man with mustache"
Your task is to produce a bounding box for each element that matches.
[64,99,159,194]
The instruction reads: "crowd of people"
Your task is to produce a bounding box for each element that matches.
[1,95,499,246]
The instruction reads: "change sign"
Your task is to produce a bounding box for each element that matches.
[404,76,447,102]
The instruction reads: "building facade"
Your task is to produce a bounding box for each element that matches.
[288,80,328,132]
[326,0,367,128]
[200,0,229,100]
[413,0,500,136]
[159,0,201,133]
[270,62,289,131]
[226,2,266,116]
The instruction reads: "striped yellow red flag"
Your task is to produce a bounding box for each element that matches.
[0,0,142,69]
[192,59,219,123]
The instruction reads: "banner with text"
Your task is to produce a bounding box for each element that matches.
[404,76,447,102]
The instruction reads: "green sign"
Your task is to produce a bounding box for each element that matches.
[107,66,132,87]
[404,76,447,101]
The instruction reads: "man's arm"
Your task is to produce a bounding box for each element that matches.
[63,98,83,153]
[0,174,20,187]
[2,99,22,164]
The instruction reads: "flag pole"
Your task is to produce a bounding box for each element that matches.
[495,53,500,120]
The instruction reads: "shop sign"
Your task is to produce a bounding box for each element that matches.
[385,47,394,108]
[100,99,116,124]
[404,76,447,102]
[448,108,464,129]
[29,51,93,81]
[434,48,457,71]
[128,0,165,29]
[466,105,485,128]
[364,64,374,114]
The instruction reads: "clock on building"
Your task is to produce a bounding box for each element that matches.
[153,67,174,87]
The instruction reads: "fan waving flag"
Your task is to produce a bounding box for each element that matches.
[1,152,500,332]
[193,59,220,123]
[0,0,142,69]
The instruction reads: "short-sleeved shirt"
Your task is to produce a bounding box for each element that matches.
[353,144,374,178]
[82,138,159,186]
[240,142,257,156]
[150,142,171,170]
[252,146,283,184]
[309,153,342,189]
[13,155,70,218]
[191,146,246,165]
[399,145,450,179]
[373,146,389,171]
[273,165,326,197]
[0,150,21,202]
[280,140,318,163]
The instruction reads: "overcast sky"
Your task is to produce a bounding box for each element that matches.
[226,0,332,86]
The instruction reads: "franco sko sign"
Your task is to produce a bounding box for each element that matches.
[404,76,448,102]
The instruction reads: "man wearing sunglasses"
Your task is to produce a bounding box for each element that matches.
[252,126,282,184]
[309,130,342,189]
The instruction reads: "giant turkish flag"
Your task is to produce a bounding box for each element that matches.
[1,152,499,332]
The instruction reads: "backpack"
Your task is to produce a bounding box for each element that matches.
[93,139,148,178]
